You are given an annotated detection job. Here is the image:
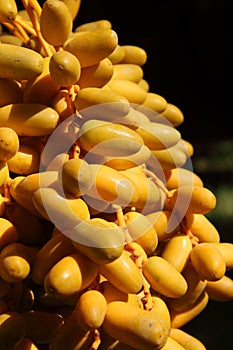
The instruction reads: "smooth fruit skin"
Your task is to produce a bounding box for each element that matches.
[103,301,169,350]
[49,50,81,87]
[40,0,73,46]
[0,127,19,162]
[31,232,77,285]
[64,29,118,67]
[0,103,59,136]
[161,233,192,272]
[190,242,226,281]
[74,289,107,330]
[70,218,125,265]
[169,328,207,350]
[0,0,18,22]
[44,252,98,298]
[142,256,188,298]
[97,250,143,294]
[0,44,44,80]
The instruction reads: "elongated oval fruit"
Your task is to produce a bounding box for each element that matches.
[161,233,192,272]
[205,275,233,302]
[169,328,207,350]
[135,121,181,150]
[0,161,9,188]
[0,242,36,283]
[64,29,118,67]
[0,103,59,136]
[100,280,128,304]
[0,0,18,22]
[7,144,40,175]
[147,145,187,170]
[120,45,147,66]
[78,119,143,157]
[120,167,164,210]
[167,260,207,312]
[8,171,59,217]
[164,167,203,190]
[60,0,82,20]
[75,19,112,32]
[169,185,217,217]
[70,218,125,265]
[190,242,226,281]
[31,232,77,285]
[103,144,151,171]
[23,56,60,106]
[77,57,114,89]
[0,217,18,249]
[74,289,107,330]
[111,63,144,83]
[32,187,90,231]
[0,78,22,107]
[22,310,64,344]
[212,242,233,270]
[105,79,147,104]
[40,0,73,46]
[146,210,180,242]
[170,292,209,328]
[184,213,220,243]
[140,92,168,114]
[161,103,184,127]
[142,256,188,298]
[0,44,44,80]
[44,252,98,298]
[49,50,81,87]
[85,164,139,207]
[151,295,171,329]
[124,210,158,255]
[74,87,130,121]
[58,157,94,197]
[0,126,19,162]
[108,44,126,64]
[0,312,26,349]
[97,250,143,294]
[102,301,169,350]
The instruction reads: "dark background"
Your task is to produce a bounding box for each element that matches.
[15,1,233,349]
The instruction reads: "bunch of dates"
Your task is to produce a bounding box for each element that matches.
[0,1,232,349]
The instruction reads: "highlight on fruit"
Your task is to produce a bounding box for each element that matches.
[0,1,231,350]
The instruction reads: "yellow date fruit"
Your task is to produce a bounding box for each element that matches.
[74,87,130,121]
[0,126,19,162]
[0,0,18,22]
[40,0,73,46]
[97,250,143,294]
[70,218,125,265]
[0,44,44,80]
[142,256,188,298]
[102,301,169,350]
[190,242,226,281]
[49,50,81,87]
[0,103,59,136]
[74,289,107,330]
[64,29,118,67]
[44,252,98,299]
[31,231,77,285]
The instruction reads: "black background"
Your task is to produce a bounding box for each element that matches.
[13,1,233,349]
